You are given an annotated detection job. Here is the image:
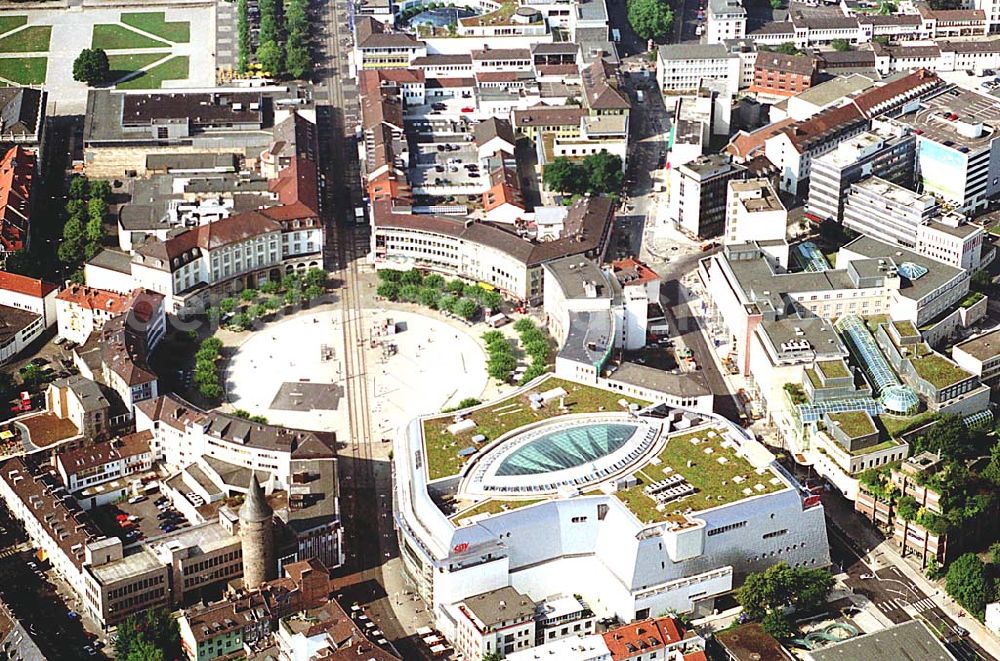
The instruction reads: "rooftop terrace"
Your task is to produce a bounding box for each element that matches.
[614,428,785,525]
[421,377,650,480]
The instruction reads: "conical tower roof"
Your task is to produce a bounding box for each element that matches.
[239,474,273,523]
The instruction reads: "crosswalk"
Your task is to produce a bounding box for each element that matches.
[878,597,936,614]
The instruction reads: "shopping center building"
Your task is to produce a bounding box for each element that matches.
[392,376,829,640]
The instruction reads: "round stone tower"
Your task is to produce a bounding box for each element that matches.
[239,474,275,590]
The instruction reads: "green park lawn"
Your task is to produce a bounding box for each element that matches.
[92,24,169,50]
[108,53,168,81]
[121,12,190,42]
[117,56,189,90]
[0,57,46,84]
[0,16,27,37]
[0,26,51,53]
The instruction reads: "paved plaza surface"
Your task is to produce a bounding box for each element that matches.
[224,307,489,438]
[0,5,215,114]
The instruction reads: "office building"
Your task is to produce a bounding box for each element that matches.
[953,328,1000,388]
[806,129,915,224]
[656,44,740,96]
[669,154,745,238]
[725,179,786,245]
[843,178,939,248]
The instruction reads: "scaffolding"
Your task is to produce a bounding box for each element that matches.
[794,241,831,273]
[834,315,919,415]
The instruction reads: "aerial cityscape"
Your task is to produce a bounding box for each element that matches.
[3,0,1000,658]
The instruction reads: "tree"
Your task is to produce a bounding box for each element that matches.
[983,439,1000,486]
[946,553,994,619]
[286,40,311,79]
[487,352,516,381]
[895,495,918,521]
[483,653,503,661]
[424,274,445,290]
[400,269,424,286]
[418,287,440,309]
[971,269,992,293]
[457,397,481,409]
[737,562,833,620]
[915,414,982,460]
[769,0,782,7]
[480,290,503,311]
[400,284,421,303]
[377,281,401,301]
[761,609,794,639]
[304,284,324,301]
[378,269,403,283]
[627,0,673,42]
[543,157,587,195]
[72,48,110,85]
[304,268,327,288]
[241,288,259,303]
[68,176,89,201]
[219,297,237,313]
[831,39,852,52]
[259,279,280,295]
[257,39,284,77]
[237,0,251,73]
[446,278,465,294]
[583,151,624,194]
[18,364,43,387]
[115,608,180,661]
[514,318,537,334]
[774,42,800,56]
[89,179,112,203]
[455,298,479,320]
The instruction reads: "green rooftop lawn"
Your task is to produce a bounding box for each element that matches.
[121,12,190,43]
[817,360,849,379]
[421,377,650,481]
[452,499,542,523]
[108,53,167,81]
[92,24,169,50]
[804,368,821,389]
[615,428,785,524]
[892,320,919,338]
[0,57,46,85]
[990,223,1000,237]
[865,314,890,334]
[0,26,50,53]
[879,410,939,438]
[827,411,876,438]
[461,1,518,26]
[850,438,902,456]
[0,16,27,37]
[117,56,188,90]
[910,354,971,390]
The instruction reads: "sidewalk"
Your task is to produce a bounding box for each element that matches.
[878,540,1000,659]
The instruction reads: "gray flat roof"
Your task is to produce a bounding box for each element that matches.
[560,309,614,367]
[463,586,535,627]
[758,318,846,359]
[809,620,955,661]
[840,235,964,303]
[955,328,1000,361]
[545,257,610,300]
[610,362,711,397]
[899,87,1000,149]
[792,74,876,108]
[658,43,733,61]
[87,249,133,275]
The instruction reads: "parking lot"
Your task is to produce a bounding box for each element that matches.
[410,141,484,188]
[89,490,192,546]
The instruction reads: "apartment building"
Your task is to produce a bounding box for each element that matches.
[449,587,537,661]
[45,376,111,442]
[354,16,427,69]
[54,431,153,501]
[749,53,816,98]
[0,145,35,260]
[916,217,985,271]
[55,285,131,346]
[724,178,786,245]
[806,129,916,224]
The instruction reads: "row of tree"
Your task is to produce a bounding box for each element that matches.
[543,151,624,198]
[208,269,326,330]
[483,330,516,382]
[376,269,504,319]
[194,337,224,400]
[512,317,550,385]
[253,0,311,78]
[945,549,1000,620]
[58,176,111,268]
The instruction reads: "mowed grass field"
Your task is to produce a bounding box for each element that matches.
[117,55,189,89]
[0,57,46,84]
[92,24,168,50]
[121,12,190,42]
[0,26,51,53]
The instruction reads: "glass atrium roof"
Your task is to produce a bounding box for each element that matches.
[495,423,637,476]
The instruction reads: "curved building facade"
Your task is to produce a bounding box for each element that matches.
[393,377,830,637]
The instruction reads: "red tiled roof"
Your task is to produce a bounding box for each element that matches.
[602,618,667,660]
[0,146,34,254]
[0,271,56,298]
[726,118,794,160]
[611,257,659,285]
[55,285,130,313]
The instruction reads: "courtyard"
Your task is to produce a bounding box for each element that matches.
[0,6,214,113]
